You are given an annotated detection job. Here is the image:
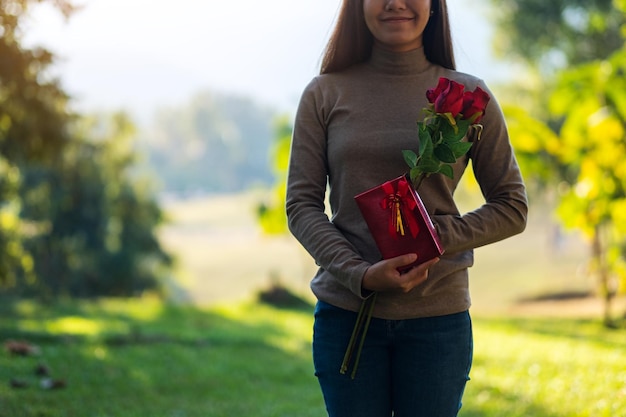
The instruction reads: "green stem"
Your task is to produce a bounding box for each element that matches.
[340,297,368,375]
[340,293,378,379]
[350,293,377,379]
[412,173,425,191]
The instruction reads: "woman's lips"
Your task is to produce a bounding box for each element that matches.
[381,16,414,23]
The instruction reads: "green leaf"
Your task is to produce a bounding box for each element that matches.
[438,121,456,141]
[434,143,457,163]
[410,167,424,183]
[423,132,435,158]
[417,156,441,174]
[402,150,418,168]
[440,118,471,142]
[450,141,473,158]
[438,164,454,179]
[418,125,432,157]
[456,119,472,136]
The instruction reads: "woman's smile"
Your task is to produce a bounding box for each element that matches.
[380,15,415,23]
[364,0,432,52]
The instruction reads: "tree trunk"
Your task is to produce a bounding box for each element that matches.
[592,224,616,328]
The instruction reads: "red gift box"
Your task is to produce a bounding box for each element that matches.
[355,174,444,271]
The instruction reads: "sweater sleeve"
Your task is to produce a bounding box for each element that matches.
[286,78,371,298]
[432,81,528,253]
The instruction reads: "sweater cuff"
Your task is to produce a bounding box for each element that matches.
[346,263,373,300]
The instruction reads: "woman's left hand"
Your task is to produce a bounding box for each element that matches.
[362,254,439,294]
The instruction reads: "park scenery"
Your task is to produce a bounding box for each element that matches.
[2,1,626,416]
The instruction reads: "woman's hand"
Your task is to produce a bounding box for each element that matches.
[362,254,439,294]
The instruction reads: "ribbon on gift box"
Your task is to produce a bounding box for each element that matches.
[379,177,420,239]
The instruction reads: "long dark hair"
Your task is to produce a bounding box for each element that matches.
[320,0,455,74]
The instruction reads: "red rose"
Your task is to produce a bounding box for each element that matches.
[426,77,448,103]
[461,86,490,123]
[426,77,464,117]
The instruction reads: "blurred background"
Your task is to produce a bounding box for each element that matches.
[1,1,626,416]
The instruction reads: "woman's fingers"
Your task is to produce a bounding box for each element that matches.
[397,257,440,292]
[363,255,440,293]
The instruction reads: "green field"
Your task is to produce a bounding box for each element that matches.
[1,192,625,416]
[1,298,624,417]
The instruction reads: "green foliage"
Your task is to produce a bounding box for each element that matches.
[19,113,172,297]
[491,0,626,323]
[403,113,474,187]
[489,0,624,73]
[503,104,571,188]
[0,2,75,165]
[0,1,172,297]
[0,298,624,416]
[257,115,292,235]
[550,50,626,319]
[504,41,626,323]
[0,0,75,289]
[0,0,69,291]
[0,156,34,287]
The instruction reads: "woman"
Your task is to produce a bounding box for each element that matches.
[286,0,528,416]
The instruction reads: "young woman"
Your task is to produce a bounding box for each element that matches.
[286,1,528,416]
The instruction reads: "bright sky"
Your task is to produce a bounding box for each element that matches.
[23,0,509,124]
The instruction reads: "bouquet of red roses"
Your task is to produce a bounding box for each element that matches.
[355,77,491,268]
[403,77,490,189]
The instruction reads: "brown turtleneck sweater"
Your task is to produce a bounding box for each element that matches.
[286,45,528,320]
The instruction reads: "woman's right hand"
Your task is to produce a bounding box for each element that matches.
[362,254,439,294]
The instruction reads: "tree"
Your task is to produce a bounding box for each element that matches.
[497,0,626,325]
[20,113,172,297]
[0,0,76,289]
[0,0,172,298]
[0,156,33,287]
[489,0,624,74]
[547,47,626,326]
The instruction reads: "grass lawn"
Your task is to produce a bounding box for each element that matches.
[0,298,323,417]
[1,297,625,417]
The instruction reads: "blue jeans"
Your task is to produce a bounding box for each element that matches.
[313,301,473,417]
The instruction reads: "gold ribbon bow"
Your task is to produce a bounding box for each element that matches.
[380,178,420,239]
